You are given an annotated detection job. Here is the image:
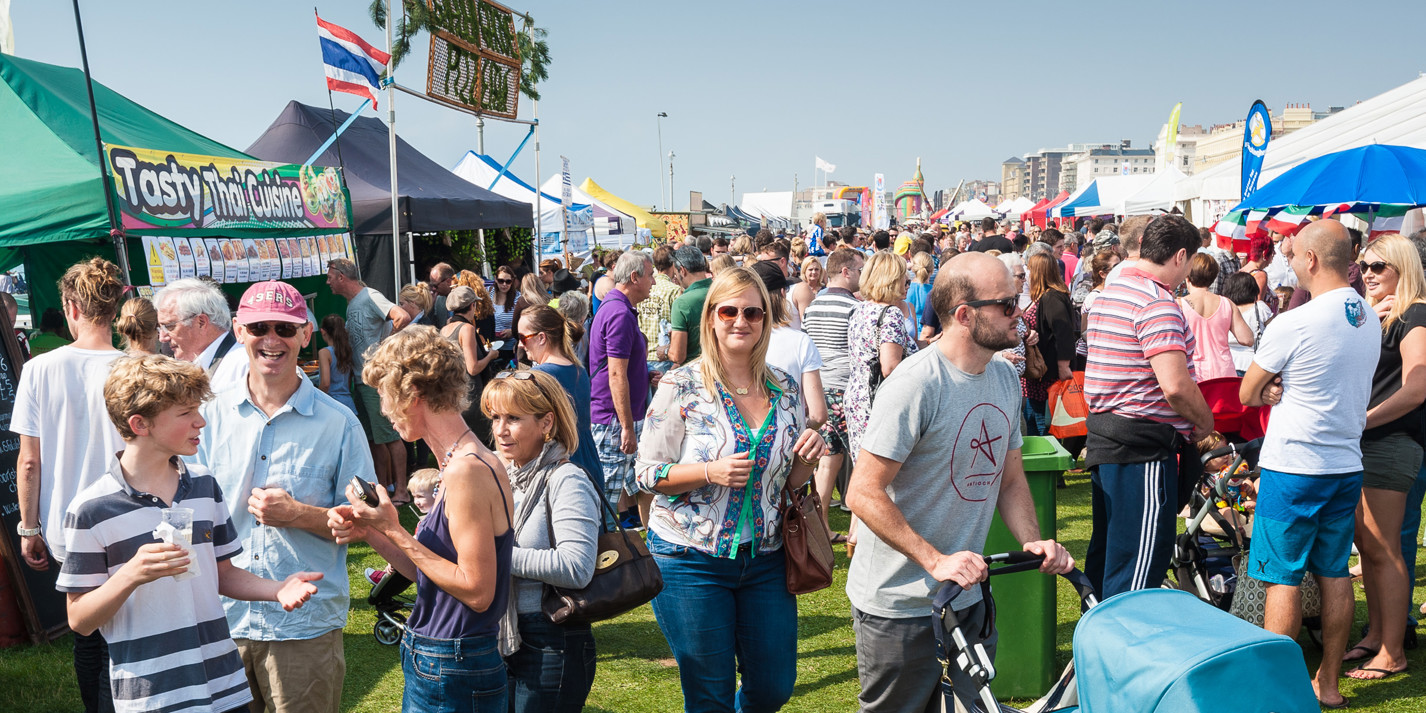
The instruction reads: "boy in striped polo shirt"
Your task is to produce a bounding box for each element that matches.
[1082,215,1217,599]
[57,356,320,713]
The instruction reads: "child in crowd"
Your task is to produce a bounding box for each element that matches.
[56,355,320,713]
[1274,285,1295,312]
[363,467,440,586]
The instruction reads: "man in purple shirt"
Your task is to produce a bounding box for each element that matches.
[590,251,654,523]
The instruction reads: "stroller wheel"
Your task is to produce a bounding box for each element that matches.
[374,613,406,646]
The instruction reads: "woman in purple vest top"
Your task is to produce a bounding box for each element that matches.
[329,326,515,712]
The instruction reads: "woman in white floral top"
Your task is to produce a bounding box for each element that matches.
[635,266,826,712]
[845,251,920,461]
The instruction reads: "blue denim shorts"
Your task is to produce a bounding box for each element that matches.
[400,629,507,713]
[1250,469,1363,585]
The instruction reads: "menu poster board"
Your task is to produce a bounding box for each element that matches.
[289,239,306,277]
[155,237,181,284]
[225,239,244,283]
[317,235,332,266]
[343,233,356,262]
[241,240,259,282]
[204,239,226,283]
[174,238,196,279]
[263,240,281,281]
[305,238,320,276]
[142,236,167,286]
[190,238,211,280]
[0,308,68,642]
[277,238,292,280]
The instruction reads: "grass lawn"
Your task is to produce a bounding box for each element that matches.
[3,469,1424,711]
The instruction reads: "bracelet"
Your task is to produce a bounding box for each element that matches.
[703,461,711,484]
[796,454,819,467]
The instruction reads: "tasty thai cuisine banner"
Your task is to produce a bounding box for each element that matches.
[104,144,351,233]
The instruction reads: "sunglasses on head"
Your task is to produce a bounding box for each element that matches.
[1359,260,1392,275]
[958,296,1019,317]
[494,370,535,381]
[715,305,765,323]
[244,321,301,338]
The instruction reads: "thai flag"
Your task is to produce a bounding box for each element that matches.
[317,14,392,109]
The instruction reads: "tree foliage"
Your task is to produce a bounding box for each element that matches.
[367,0,550,101]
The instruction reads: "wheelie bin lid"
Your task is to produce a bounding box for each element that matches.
[1072,589,1318,713]
[1021,435,1072,472]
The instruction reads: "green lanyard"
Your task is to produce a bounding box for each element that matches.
[728,380,782,555]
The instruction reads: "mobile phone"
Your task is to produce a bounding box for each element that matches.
[350,476,381,507]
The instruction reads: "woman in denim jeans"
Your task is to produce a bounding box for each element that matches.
[329,326,514,712]
[483,369,601,711]
[635,267,827,712]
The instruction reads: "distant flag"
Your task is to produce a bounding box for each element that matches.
[1164,102,1182,165]
[815,156,836,173]
[0,0,14,56]
[1240,100,1272,200]
[317,13,392,109]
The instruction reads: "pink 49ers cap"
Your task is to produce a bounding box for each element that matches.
[235,281,307,324]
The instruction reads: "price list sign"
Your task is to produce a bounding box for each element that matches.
[425,0,523,119]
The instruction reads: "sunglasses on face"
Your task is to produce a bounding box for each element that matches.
[959,296,1019,317]
[715,305,765,323]
[244,321,301,338]
[1359,260,1392,275]
[496,278,512,285]
[517,332,541,346]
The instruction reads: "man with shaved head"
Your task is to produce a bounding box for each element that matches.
[846,252,1073,713]
[1240,219,1379,709]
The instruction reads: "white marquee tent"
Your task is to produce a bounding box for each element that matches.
[951,198,997,221]
[1175,73,1426,226]
[1120,166,1187,215]
[452,151,595,260]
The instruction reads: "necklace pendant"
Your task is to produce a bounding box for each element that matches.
[735,387,748,395]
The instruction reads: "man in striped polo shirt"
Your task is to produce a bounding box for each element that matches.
[804,248,864,526]
[1082,215,1216,599]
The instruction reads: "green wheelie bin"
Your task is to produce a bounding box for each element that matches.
[980,435,1072,698]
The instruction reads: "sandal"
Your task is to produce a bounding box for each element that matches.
[831,533,849,544]
[1318,696,1351,710]
[1341,644,1378,663]
[1344,664,1408,681]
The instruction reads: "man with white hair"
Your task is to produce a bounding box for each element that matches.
[154,277,247,390]
[590,251,654,523]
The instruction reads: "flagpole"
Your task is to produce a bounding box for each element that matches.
[385,0,401,293]
[532,97,541,273]
[70,0,129,285]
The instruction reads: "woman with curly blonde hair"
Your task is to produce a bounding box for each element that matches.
[329,325,514,710]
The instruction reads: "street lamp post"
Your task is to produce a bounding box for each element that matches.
[656,112,667,210]
[668,151,676,212]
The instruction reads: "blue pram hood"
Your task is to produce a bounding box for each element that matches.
[1072,589,1318,713]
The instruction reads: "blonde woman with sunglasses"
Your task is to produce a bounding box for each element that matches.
[634,267,826,712]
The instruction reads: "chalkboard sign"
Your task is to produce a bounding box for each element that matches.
[0,306,67,643]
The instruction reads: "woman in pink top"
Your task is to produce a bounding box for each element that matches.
[1179,253,1254,381]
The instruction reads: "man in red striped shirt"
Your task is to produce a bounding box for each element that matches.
[1082,215,1216,598]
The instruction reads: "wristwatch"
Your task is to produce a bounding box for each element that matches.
[16,522,40,537]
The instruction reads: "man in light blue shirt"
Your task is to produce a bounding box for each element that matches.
[192,281,375,713]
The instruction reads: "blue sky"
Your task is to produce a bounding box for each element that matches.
[11,0,1426,211]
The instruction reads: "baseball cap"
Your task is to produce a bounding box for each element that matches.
[235,281,307,324]
[1091,230,1121,252]
[894,233,914,255]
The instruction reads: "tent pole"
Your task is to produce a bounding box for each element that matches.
[476,116,488,277]
[70,0,128,285]
[385,0,401,293]
[532,98,541,275]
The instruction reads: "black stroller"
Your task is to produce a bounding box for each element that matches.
[1169,438,1260,610]
[368,568,415,646]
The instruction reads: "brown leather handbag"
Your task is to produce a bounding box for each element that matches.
[1023,341,1048,380]
[782,479,835,594]
[541,484,663,624]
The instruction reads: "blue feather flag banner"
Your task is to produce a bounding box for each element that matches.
[1240,100,1272,201]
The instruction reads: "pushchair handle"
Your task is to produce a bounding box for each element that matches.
[1200,437,1263,465]
[933,553,1099,612]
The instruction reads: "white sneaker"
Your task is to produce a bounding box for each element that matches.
[364,567,387,586]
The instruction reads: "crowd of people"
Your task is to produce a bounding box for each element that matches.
[10,210,1426,712]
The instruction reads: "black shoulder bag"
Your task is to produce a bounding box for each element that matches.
[866,306,897,404]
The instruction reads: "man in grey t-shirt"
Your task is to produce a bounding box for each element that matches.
[327,259,412,502]
[846,252,1073,713]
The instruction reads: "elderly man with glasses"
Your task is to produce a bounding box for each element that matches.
[424,262,455,329]
[154,277,248,391]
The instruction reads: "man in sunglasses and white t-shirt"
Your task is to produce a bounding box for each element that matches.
[190,280,376,713]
